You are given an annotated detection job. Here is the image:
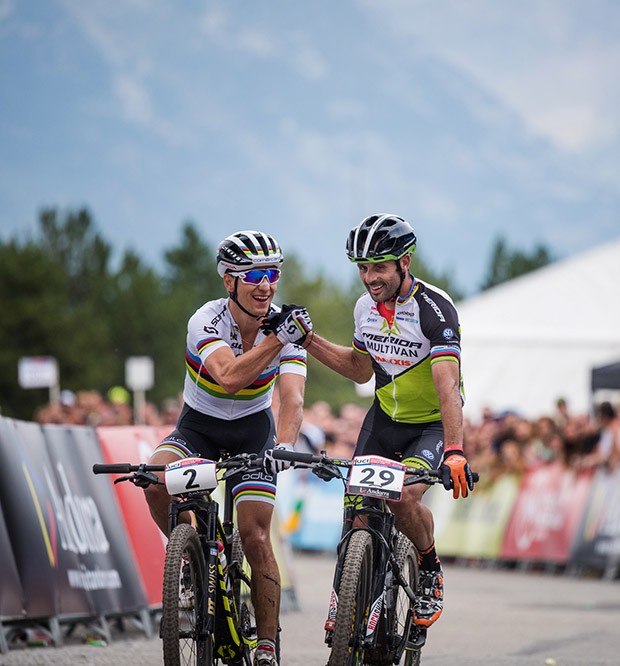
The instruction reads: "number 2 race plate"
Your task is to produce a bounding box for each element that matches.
[347,455,406,501]
[165,457,218,496]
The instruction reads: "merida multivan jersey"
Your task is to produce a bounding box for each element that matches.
[353,277,464,424]
[184,298,307,419]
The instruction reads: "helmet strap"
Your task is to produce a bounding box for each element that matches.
[228,277,264,321]
[386,260,406,303]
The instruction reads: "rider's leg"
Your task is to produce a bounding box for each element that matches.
[143,449,190,536]
[236,500,280,640]
[389,484,443,628]
[388,483,434,553]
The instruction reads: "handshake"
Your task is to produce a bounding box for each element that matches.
[261,304,313,346]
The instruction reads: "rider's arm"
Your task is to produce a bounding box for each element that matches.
[205,336,283,395]
[304,333,374,384]
[431,360,464,452]
[275,372,305,445]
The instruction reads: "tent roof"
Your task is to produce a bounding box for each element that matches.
[457,237,620,419]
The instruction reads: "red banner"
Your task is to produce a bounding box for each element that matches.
[501,463,593,563]
[96,426,170,607]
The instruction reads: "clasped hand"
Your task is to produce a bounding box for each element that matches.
[261,304,312,345]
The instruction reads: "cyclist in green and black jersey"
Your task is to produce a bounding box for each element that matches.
[296,214,474,629]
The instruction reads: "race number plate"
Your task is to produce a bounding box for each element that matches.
[347,455,406,501]
[165,457,218,496]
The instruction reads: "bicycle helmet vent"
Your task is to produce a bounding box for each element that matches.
[217,230,284,277]
[346,214,417,263]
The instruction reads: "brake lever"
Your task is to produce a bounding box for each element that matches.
[312,462,342,482]
[124,470,162,488]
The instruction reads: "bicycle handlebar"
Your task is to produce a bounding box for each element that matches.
[272,448,479,484]
[272,449,319,465]
[92,453,264,482]
[93,463,166,475]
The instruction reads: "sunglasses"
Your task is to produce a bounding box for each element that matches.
[230,268,281,285]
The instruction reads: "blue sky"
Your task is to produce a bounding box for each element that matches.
[1,0,619,296]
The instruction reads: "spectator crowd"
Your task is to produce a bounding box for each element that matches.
[293,396,620,482]
[32,388,620,479]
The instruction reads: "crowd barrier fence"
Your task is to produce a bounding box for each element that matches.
[0,417,297,652]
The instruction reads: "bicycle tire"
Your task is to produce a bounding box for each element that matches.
[391,534,419,666]
[162,523,213,666]
[328,530,374,666]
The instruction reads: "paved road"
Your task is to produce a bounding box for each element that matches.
[2,551,619,665]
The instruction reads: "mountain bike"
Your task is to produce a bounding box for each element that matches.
[93,452,277,666]
[272,448,478,666]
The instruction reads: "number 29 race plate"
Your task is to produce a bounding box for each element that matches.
[347,455,406,501]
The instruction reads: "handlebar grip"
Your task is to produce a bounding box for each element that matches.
[472,472,479,483]
[271,449,319,464]
[92,463,133,474]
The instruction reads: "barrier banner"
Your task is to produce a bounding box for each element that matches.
[430,474,520,559]
[96,426,168,607]
[44,425,148,615]
[570,468,620,573]
[501,463,593,563]
[0,492,24,619]
[0,417,65,618]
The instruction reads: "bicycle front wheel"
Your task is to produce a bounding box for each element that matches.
[328,530,374,666]
[391,534,419,666]
[162,523,213,666]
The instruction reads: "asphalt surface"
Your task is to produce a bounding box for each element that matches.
[1,551,619,665]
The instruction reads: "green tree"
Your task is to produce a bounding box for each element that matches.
[105,249,181,406]
[0,240,72,417]
[39,207,112,306]
[163,221,222,318]
[480,237,553,291]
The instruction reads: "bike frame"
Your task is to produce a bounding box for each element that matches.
[167,474,253,663]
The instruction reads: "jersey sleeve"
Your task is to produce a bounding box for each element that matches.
[352,295,370,355]
[187,311,228,363]
[419,287,461,366]
[278,342,307,377]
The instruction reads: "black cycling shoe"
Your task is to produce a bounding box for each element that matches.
[414,568,444,628]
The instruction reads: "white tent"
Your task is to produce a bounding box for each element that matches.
[457,237,620,421]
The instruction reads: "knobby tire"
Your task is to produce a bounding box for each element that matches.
[162,523,213,666]
[328,530,374,666]
[391,534,419,666]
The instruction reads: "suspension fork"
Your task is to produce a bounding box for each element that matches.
[170,497,220,636]
[363,511,395,650]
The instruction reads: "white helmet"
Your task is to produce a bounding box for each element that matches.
[216,230,284,277]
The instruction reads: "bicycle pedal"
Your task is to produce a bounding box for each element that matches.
[406,626,427,650]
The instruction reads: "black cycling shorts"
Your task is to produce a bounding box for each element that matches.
[354,401,445,471]
[154,404,278,505]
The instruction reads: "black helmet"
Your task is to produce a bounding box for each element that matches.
[217,230,283,277]
[346,214,416,263]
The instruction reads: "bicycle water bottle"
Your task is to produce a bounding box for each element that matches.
[217,539,228,575]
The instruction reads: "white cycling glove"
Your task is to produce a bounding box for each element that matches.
[264,443,295,475]
[261,304,313,346]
